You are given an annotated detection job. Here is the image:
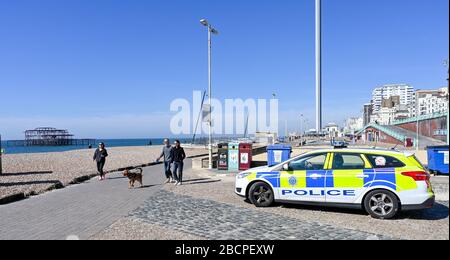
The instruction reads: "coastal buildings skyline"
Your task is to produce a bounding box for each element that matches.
[0,0,448,140]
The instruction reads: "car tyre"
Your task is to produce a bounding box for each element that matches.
[364,190,400,220]
[248,182,274,207]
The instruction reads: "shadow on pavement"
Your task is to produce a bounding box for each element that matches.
[0,171,53,177]
[182,178,212,183]
[139,185,158,189]
[265,201,449,221]
[396,202,449,221]
[183,180,222,186]
[106,176,127,180]
[278,203,368,216]
[0,180,63,187]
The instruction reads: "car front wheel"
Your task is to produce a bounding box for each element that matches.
[248,182,274,207]
[364,190,400,219]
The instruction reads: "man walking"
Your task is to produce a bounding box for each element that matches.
[172,140,186,186]
[156,139,174,184]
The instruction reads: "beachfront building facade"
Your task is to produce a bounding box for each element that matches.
[370,106,410,125]
[344,117,364,134]
[414,87,449,116]
[324,123,342,139]
[371,84,414,112]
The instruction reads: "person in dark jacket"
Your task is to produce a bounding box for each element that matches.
[93,142,108,181]
[172,140,186,186]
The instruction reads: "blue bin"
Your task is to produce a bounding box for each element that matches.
[427,145,449,175]
[267,145,292,166]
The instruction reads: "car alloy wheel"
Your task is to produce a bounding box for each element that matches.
[364,190,399,219]
[249,182,274,207]
[369,193,395,217]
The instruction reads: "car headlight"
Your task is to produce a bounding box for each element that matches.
[237,172,251,179]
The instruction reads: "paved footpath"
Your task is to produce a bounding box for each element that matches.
[0,162,170,240]
[130,190,393,240]
[1,158,444,240]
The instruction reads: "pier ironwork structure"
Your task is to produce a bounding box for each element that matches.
[4,127,96,147]
[25,127,74,146]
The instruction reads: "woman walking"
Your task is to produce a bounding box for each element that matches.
[172,140,186,186]
[93,142,108,181]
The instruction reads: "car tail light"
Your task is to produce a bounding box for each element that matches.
[401,171,430,181]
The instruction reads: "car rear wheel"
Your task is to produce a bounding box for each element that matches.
[364,190,399,219]
[248,182,274,207]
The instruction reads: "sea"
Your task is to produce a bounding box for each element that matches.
[0,138,199,155]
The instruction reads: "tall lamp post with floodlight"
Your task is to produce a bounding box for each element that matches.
[200,19,219,170]
[445,59,449,145]
[315,0,322,134]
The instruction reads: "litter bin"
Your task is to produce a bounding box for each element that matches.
[239,143,252,171]
[228,142,239,171]
[267,144,292,166]
[217,143,229,170]
[427,145,449,175]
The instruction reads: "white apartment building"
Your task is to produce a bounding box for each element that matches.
[344,117,364,134]
[410,87,449,117]
[370,105,410,125]
[416,87,449,116]
[372,84,414,112]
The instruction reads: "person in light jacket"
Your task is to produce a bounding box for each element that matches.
[156,139,174,184]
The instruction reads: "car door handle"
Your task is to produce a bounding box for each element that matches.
[310,174,323,179]
[357,174,370,179]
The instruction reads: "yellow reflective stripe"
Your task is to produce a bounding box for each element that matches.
[332,170,365,188]
[395,168,418,191]
[246,172,257,181]
[326,153,334,169]
[280,171,307,188]
[361,154,372,169]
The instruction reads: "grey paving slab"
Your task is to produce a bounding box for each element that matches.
[130,190,395,240]
[0,163,170,240]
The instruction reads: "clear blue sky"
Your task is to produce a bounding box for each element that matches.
[0,0,448,139]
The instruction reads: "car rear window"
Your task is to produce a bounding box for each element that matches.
[332,153,366,170]
[365,154,406,168]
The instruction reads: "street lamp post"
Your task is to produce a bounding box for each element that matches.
[300,114,304,146]
[416,93,420,151]
[445,59,449,145]
[315,0,323,133]
[200,19,219,170]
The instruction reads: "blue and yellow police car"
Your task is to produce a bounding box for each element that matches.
[235,148,435,219]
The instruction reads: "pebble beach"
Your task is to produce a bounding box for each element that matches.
[0,146,208,202]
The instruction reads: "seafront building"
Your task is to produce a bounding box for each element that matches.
[358,84,448,147]
[344,117,364,134]
[371,84,414,112]
[414,87,449,116]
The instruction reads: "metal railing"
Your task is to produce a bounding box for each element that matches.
[391,111,448,126]
[365,123,407,143]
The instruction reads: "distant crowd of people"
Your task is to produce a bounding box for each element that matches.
[92,139,186,185]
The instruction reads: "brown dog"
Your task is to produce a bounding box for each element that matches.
[123,168,143,189]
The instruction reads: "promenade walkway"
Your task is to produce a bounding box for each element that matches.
[0,159,447,240]
[0,163,169,240]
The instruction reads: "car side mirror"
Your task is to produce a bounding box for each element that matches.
[283,164,290,171]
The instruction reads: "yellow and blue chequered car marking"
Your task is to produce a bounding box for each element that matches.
[250,168,418,192]
[256,172,281,188]
[363,168,396,190]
